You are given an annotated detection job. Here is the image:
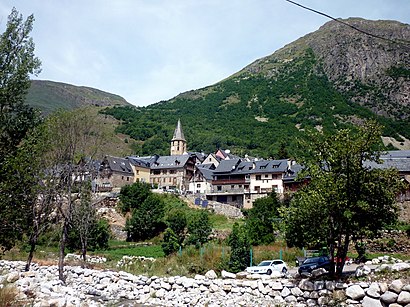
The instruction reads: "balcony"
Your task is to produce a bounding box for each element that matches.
[211,179,246,185]
[207,188,245,195]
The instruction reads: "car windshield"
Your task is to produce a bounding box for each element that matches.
[258,261,272,266]
[303,258,319,264]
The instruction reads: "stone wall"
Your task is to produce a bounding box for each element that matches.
[1,260,409,306]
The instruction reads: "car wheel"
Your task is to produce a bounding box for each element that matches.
[267,269,272,275]
[282,267,287,273]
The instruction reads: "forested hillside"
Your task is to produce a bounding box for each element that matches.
[102,19,410,158]
[26,80,130,115]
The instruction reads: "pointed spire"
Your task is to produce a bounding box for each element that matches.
[172,119,186,141]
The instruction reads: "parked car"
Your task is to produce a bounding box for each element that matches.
[298,256,331,274]
[246,259,288,275]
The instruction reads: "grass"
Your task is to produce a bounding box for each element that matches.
[96,244,165,262]
[252,242,304,266]
[0,282,20,307]
[209,214,243,231]
[119,243,230,277]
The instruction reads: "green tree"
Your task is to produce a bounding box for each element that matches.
[119,181,152,213]
[245,192,281,245]
[125,194,166,241]
[282,121,404,276]
[277,142,289,159]
[161,228,180,256]
[0,7,41,160]
[43,109,105,281]
[165,208,187,245]
[228,222,251,273]
[68,182,110,265]
[0,7,41,254]
[186,211,212,248]
[67,218,110,253]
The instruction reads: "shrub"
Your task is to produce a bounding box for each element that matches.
[186,211,212,248]
[0,282,19,307]
[228,222,250,273]
[161,228,180,256]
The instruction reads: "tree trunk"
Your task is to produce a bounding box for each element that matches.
[81,239,87,269]
[58,220,68,283]
[336,235,350,276]
[25,236,37,271]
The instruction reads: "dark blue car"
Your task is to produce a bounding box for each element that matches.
[298,256,331,274]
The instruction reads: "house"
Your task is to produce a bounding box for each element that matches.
[192,157,302,209]
[95,156,134,192]
[215,149,237,161]
[246,159,290,207]
[126,156,151,183]
[365,150,410,201]
[150,154,196,192]
[201,152,221,167]
[148,120,197,191]
[189,163,215,194]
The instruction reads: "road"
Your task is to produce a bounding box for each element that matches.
[288,263,378,276]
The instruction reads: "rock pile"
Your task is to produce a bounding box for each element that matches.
[208,201,243,219]
[1,260,409,306]
[64,253,107,264]
[116,255,156,268]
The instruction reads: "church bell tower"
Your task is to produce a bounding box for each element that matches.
[170,119,187,156]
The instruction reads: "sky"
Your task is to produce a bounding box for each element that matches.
[1,1,409,107]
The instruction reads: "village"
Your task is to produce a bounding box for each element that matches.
[94,120,410,209]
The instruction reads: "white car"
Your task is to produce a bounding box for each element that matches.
[246,259,288,275]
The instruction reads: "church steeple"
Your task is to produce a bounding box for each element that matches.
[170,119,187,155]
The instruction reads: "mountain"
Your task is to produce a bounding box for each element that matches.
[23,80,134,158]
[104,19,410,157]
[245,18,410,120]
[25,80,130,114]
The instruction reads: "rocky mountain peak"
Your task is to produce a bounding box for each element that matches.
[244,18,410,120]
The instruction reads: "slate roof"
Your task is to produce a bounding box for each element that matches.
[195,165,215,181]
[283,163,304,182]
[247,159,288,174]
[381,150,410,159]
[213,158,242,173]
[213,158,289,175]
[217,149,239,160]
[363,150,410,173]
[126,156,151,169]
[172,119,185,141]
[189,151,206,163]
[105,156,133,174]
[364,158,410,172]
[151,154,192,169]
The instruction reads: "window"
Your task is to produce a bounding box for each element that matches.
[153,170,160,175]
[217,185,222,191]
[231,185,235,189]
[169,170,176,174]
[121,176,124,180]
[126,177,129,181]
[197,183,201,188]
[254,186,260,191]
[265,174,269,178]
[238,185,242,188]
[232,196,237,201]
[272,185,278,192]
[169,177,172,182]
[256,175,261,180]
